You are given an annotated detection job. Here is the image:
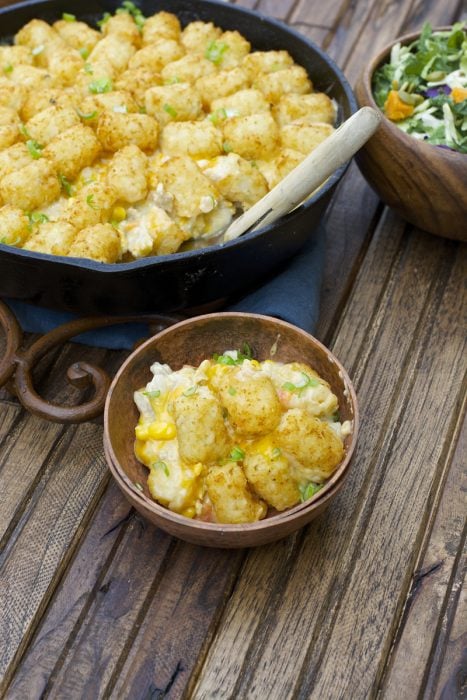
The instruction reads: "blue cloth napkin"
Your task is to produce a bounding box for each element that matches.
[5,224,325,349]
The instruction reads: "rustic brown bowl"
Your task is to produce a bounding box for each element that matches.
[355,29,467,241]
[103,313,359,548]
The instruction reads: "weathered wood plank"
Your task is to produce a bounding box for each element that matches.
[190,222,466,699]
[381,416,467,698]
[0,421,109,692]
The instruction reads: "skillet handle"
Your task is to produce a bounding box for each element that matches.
[0,310,180,423]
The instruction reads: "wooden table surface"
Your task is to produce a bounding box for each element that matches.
[0,0,466,698]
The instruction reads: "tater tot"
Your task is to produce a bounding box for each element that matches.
[0,45,33,67]
[156,156,220,218]
[213,364,283,436]
[216,30,251,69]
[129,40,185,73]
[0,124,19,150]
[79,91,139,125]
[274,148,306,182]
[23,221,77,255]
[0,82,28,112]
[254,65,312,103]
[161,54,216,84]
[145,83,202,124]
[242,50,294,80]
[115,68,162,104]
[0,158,60,210]
[0,204,30,246]
[101,13,141,46]
[53,19,100,54]
[206,462,267,524]
[0,142,31,181]
[96,111,159,152]
[142,12,181,45]
[15,19,56,48]
[89,35,135,74]
[44,123,101,179]
[68,222,122,262]
[61,181,117,230]
[42,42,84,87]
[20,88,78,121]
[274,408,344,482]
[243,451,300,511]
[173,387,231,464]
[25,105,80,146]
[181,21,221,54]
[8,65,55,90]
[210,89,270,119]
[0,107,19,128]
[222,113,280,160]
[280,121,334,154]
[160,120,221,159]
[273,92,336,126]
[195,67,249,109]
[107,145,148,203]
[202,153,268,209]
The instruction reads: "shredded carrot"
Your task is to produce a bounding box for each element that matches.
[451,87,467,104]
[384,90,415,121]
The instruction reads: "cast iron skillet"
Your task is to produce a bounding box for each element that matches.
[0,0,357,314]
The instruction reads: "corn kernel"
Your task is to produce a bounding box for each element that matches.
[148,421,176,440]
[134,439,147,462]
[193,462,203,477]
[135,424,150,440]
[250,359,260,368]
[183,506,196,519]
[112,205,126,222]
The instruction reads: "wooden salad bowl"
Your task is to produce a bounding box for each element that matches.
[355,30,467,241]
[103,313,359,548]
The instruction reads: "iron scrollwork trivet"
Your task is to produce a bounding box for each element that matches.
[0,301,179,423]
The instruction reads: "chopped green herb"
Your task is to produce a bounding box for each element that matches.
[32,44,45,56]
[3,64,13,74]
[19,123,30,138]
[282,372,320,394]
[205,40,228,65]
[97,12,111,28]
[84,63,94,75]
[59,173,74,196]
[26,139,43,159]
[116,1,146,30]
[271,447,281,459]
[163,103,178,118]
[86,194,99,210]
[209,108,227,125]
[153,460,170,477]
[88,77,112,93]
[183,385,198,397]
[229,446,245,461]
[164,76,180,85]
[27,211,49,225]
[76,108,97,120]
[143,389,161,398]
[79,46,90,59]
[228,387,237,396]
[299,482,323,502]
[134,481,144,492]
[62,12,76,21]
[222,141,233,153]
[213,344,255,366]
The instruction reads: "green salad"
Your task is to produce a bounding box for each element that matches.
[372,23,467,153]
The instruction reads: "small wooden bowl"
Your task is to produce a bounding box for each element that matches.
[355,30,467,241]
[103,313,359,548]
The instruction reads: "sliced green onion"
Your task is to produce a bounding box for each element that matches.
[59,173,74,196]
[32,44,45,56]
[205,41,228,65]
[28,211,49,224]
[271,447,281,459]
[84,63,94,75]
[116,1,146,30]
[209,108,227,125]
[163,103,178,118]
[164,76,180,85]
[19,123,30,138]
[143,389,161,398]
[299,482,323,502]
[97,12,111,28]
[88,77,112,94]
[222,141,233,153]
[3,64,13,74]
[228,387,236,396]
[282,372,320,394]
[183,385,197,397]
[26,139,43,159]
[153,460,170,477]
[79,47,90,59]
[76,108,97,120]
[86,194,99,210]
[229,446,245,461]
[134,481,144,492]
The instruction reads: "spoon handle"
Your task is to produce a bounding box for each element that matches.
[222,106,381,243]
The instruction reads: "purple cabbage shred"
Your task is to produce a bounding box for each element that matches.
[423,85,451,98]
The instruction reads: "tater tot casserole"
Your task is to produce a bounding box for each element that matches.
[133,348,352,524]
[0,2,337,263]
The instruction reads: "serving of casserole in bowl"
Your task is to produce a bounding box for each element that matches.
[0,0,356,314]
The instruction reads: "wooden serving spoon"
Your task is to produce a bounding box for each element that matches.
[221,106,381,243]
